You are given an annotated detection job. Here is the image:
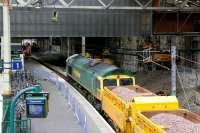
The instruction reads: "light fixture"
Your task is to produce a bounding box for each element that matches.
[52,10,59,22]
[35,3,41,9]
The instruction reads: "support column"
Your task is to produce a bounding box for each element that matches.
[1,1,11,133]
[49,37,52,51]
[40,39,42,49]
[2,1,11,95]
[1,36,3,60]
[42,38,47,51]
[60,38,63,54]
[46,39,48,50]
[67,37,70,57]
[194,37,200,68]
[82,37,85,56]
[41,39,43,49]
[43,39,45,50]
[171,45,176,96]
[20,54,24,71]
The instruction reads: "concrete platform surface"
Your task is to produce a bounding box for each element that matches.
[25,61,82,133]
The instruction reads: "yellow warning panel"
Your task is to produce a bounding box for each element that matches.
[132,96,179,111]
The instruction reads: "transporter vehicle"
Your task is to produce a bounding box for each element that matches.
[66,54,200,133]
[66,54,134,109]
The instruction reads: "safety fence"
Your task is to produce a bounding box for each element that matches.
[177,66,200,89]
[2,119,31,133]
[31,68,89,133]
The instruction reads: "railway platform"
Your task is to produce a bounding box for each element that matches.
[26,60,82,133]
[25,59,114,133]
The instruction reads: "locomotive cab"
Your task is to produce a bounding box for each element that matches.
[96,75,135,100]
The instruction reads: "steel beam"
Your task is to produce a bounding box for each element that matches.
[67,37,70,57]
[0,2,199,12]
[134,0,144,7]
[82,37,85,56]
[97,0,106,7]
[171,45,176,96]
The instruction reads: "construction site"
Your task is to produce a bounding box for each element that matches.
[1,0,200,133]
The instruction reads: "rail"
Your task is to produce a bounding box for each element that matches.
[2,99,10,133]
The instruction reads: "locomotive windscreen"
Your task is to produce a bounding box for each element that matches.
[120,78,133,86]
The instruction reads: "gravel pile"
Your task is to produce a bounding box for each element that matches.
[112,87,140,102]
[150,113,200,133]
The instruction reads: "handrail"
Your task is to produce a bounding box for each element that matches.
[9,85,41,133]
[2,98,10,133]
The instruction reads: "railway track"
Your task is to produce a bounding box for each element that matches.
[30,57,66,80]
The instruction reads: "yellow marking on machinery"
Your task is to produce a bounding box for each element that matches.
[72,69,80,79]
[103,58,114,65]
[96,89,101,100]
[132,96,179,112]
[96,77,103,100]
[132,77,135,85]
[104,75,134,79]
[152,54,171,62]
[143,42,153,49]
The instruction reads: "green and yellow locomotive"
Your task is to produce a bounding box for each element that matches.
[66,54,134,102]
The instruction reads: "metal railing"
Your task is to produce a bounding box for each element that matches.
[2,70,35,133]
[2,119,31,133]
[2,98,30,133]
[2,99,10,133]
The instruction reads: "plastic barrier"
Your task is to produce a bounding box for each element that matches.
[31,69,89,133]
[0,96,3,133]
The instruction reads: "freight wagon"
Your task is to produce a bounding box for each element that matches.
[102,85,200,133]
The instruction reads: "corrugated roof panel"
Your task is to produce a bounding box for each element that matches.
[0,7,152,37]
